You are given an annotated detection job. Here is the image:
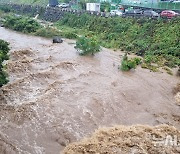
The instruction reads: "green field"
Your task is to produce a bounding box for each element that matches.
[0,0,52,6]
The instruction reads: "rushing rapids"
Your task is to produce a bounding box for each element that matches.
[0,27,179,153]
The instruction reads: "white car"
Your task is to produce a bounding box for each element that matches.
[172,0,180,3]
[58,3,69,8]
[110,10,123,16]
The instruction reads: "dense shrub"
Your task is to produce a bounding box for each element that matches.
[62,32,78,39]
[75,36,101,55]
[0,0,48,6]
[3,15,41,33]
[34,27,78,39]
[34,27,61,38]
[119,53,141,71]
[0,5,11,13]
[58,13,180,68]
[100,2,111,12]
[0,39,9,87]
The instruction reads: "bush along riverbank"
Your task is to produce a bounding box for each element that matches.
[0,39,9,87]
[2,15,78,39]
[57,13,180,72]
[4,15,41,33]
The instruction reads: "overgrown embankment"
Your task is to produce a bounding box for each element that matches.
[0,40,9,87]
[0,0,49,6]
[2,15,78,39]
[57,13,180,70]
[3,15,41,33]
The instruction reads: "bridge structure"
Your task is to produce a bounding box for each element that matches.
[119,0,180,10]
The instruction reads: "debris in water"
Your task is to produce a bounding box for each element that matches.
[63,125,180,154]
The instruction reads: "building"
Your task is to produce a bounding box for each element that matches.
[86,3,101,12]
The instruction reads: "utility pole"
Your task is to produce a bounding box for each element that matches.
[77,0,78,10]
[151,0,153,9]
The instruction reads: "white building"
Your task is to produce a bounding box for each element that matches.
[86,3,101,12]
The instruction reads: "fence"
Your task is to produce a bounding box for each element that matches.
[120,1,180,10]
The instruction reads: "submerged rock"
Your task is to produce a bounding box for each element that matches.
[53,36,63,43]
[0,23,4,27]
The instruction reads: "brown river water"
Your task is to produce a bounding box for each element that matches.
[0,27,179,154]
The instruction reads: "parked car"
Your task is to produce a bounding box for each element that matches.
[172,0,180,3]
[58,3,69,8]
[160,10,179,18]
[125,9,143,14]
[123,9,143,17]
[143,10,159,18]
[110,10,123,16]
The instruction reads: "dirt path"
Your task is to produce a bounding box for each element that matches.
[0,27,179,154]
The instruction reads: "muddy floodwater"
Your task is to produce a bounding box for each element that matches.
[0,27,179,154]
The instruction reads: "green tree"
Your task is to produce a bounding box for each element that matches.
[0,39,9,87]
[120,53,141,71]
[75,36,101,55]
[100,2,111,12]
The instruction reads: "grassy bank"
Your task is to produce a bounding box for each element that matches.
[56,13,180,71]
[0,0,63,6]
[4,15,41,33]
[0,0,48,6]
[2,15,78,39]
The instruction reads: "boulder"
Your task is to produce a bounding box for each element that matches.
[53,36,63,43]
[0,23,4,27]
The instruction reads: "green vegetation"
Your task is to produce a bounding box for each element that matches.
[3,15,78,39]
[57,13,180,69]
[75,36,101,55]
[100,2,111,12]
[119,53,141,71]
[163,67,173,75]
[0,0,48,6]
[3,15,41,33]
[34,26,78,39]
[0,0,69,6]
[34,27,61,38]
[0,5,11,13]
[0,39,9,87]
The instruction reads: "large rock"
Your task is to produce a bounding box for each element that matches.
[0,19,4,27]
[0,23,4,27]
[53,36,63,43]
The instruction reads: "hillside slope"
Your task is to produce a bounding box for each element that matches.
[0,0,50,6]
